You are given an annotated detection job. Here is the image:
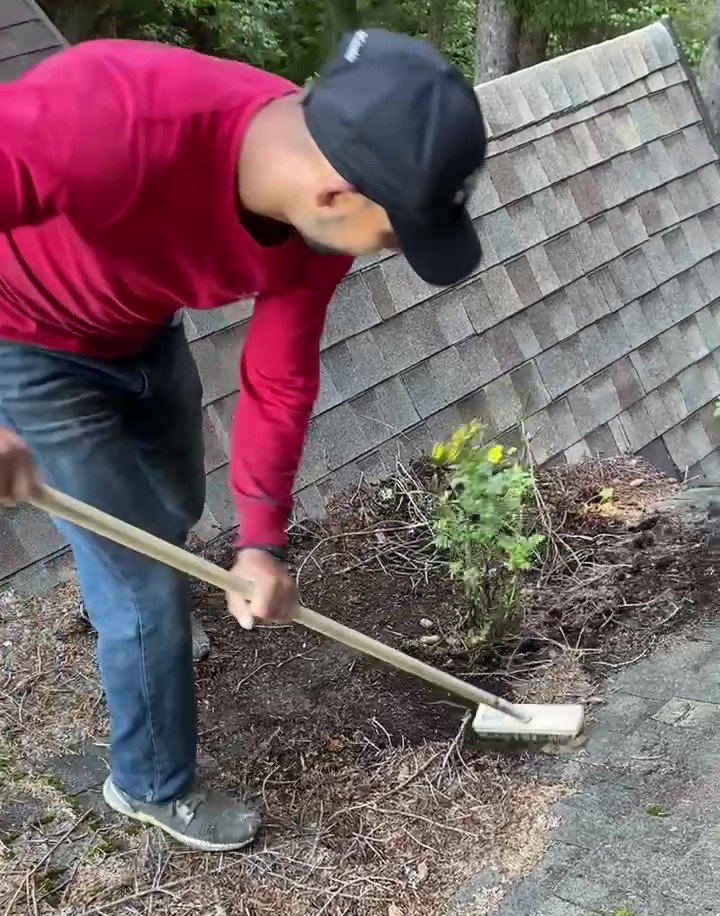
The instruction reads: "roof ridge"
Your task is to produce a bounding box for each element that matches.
[20,0,68,47]
[475,21,678,140]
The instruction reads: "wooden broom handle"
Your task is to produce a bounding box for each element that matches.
[29,485,526,722]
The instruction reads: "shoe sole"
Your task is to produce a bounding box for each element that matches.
[103,778,257,853]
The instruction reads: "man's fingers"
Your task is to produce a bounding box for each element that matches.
[228,593,255,630]
[250,580,279,622]
[0,470,13,507]
[227,581,279,628]
[0,447,15,506]
[0,430,39,506]
[227,549,298,632]
[13,462,40,503]
[237,607,255,631]
[228,584,294,630]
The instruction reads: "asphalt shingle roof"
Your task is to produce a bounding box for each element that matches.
[3,18,720,580]
[0,0,65,82]
[254,22,720,530]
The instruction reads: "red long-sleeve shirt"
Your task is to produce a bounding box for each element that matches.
[0,39,352,549]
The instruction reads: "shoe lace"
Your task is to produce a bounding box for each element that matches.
[173,785,209,825]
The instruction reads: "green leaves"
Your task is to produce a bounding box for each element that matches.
[505,0,710,68]
[598,486,615,504]
[431,421,543,642]
[42,0,710,86]
[41,0,478,82]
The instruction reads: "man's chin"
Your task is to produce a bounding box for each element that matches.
[300,235,350,257]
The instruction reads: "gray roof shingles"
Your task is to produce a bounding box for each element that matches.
[0,1,68,578]
[0,0,65,85]
[284,22,720,522]
[5,18,720,578]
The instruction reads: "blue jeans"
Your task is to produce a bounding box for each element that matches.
[0,323,205,803]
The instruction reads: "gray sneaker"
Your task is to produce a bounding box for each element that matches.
[191,614,210,661]
[103,777,261,851]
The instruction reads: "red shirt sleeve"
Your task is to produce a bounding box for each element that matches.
[230,253,353,549]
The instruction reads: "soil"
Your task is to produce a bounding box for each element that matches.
[193,563,464,774]
[191,455,715,794]
[2,454,719,915]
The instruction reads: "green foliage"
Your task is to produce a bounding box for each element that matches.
[714,399,720,418]
[606,1,710,68]
[598,486,614,504]
[41,0,713,86]
[431,421,544,641]
[511,0,605,35]
[509,0,711,69]
[41,0,476,85]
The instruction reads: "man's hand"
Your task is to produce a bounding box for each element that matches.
[227,548,297,630]
[0,428,40,507]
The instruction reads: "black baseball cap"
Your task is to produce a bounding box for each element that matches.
[303,28,487,287]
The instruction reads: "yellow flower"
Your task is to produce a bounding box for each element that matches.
[431,443,446,464]
[487,444,504,465]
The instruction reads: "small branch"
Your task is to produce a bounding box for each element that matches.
[438,710,471,780]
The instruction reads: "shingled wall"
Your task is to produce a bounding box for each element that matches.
[192,19,720,541]
[0,0,69,586]
[3,19,720,583]
[0,0,65,81]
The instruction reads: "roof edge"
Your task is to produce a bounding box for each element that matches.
[475,21,679,141]
[661,14,720,160]
[21,0,69,48]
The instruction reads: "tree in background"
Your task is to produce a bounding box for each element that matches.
[474,0,548,84]
[700,2,720,134]
[42,0,434,84]
[475,0,711,84]
[42,0,306,80]
[39,0,712,88]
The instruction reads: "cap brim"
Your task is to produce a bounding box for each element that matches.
[391,208,481,287]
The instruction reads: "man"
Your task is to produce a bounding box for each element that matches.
[0,28,486,851]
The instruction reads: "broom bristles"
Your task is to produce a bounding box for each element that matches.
[472,703,585,741]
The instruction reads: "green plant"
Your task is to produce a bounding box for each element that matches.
[645,803,669,817]
[598,486,615,504]
[714,398,720,418]
[431,421,544,641]
[612,907,636,916]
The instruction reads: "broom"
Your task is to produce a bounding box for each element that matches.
[29,485,585,743]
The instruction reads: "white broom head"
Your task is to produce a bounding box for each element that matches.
[472,703,585,740]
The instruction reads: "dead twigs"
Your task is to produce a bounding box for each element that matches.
[1,455,706,916]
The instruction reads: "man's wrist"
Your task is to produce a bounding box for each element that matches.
[239,544,288,564]
[234,500,289,550]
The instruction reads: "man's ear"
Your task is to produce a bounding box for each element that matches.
[316,184,362,215]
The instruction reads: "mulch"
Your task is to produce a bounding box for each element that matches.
[191,455,713,789]
[2,454,719,915]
